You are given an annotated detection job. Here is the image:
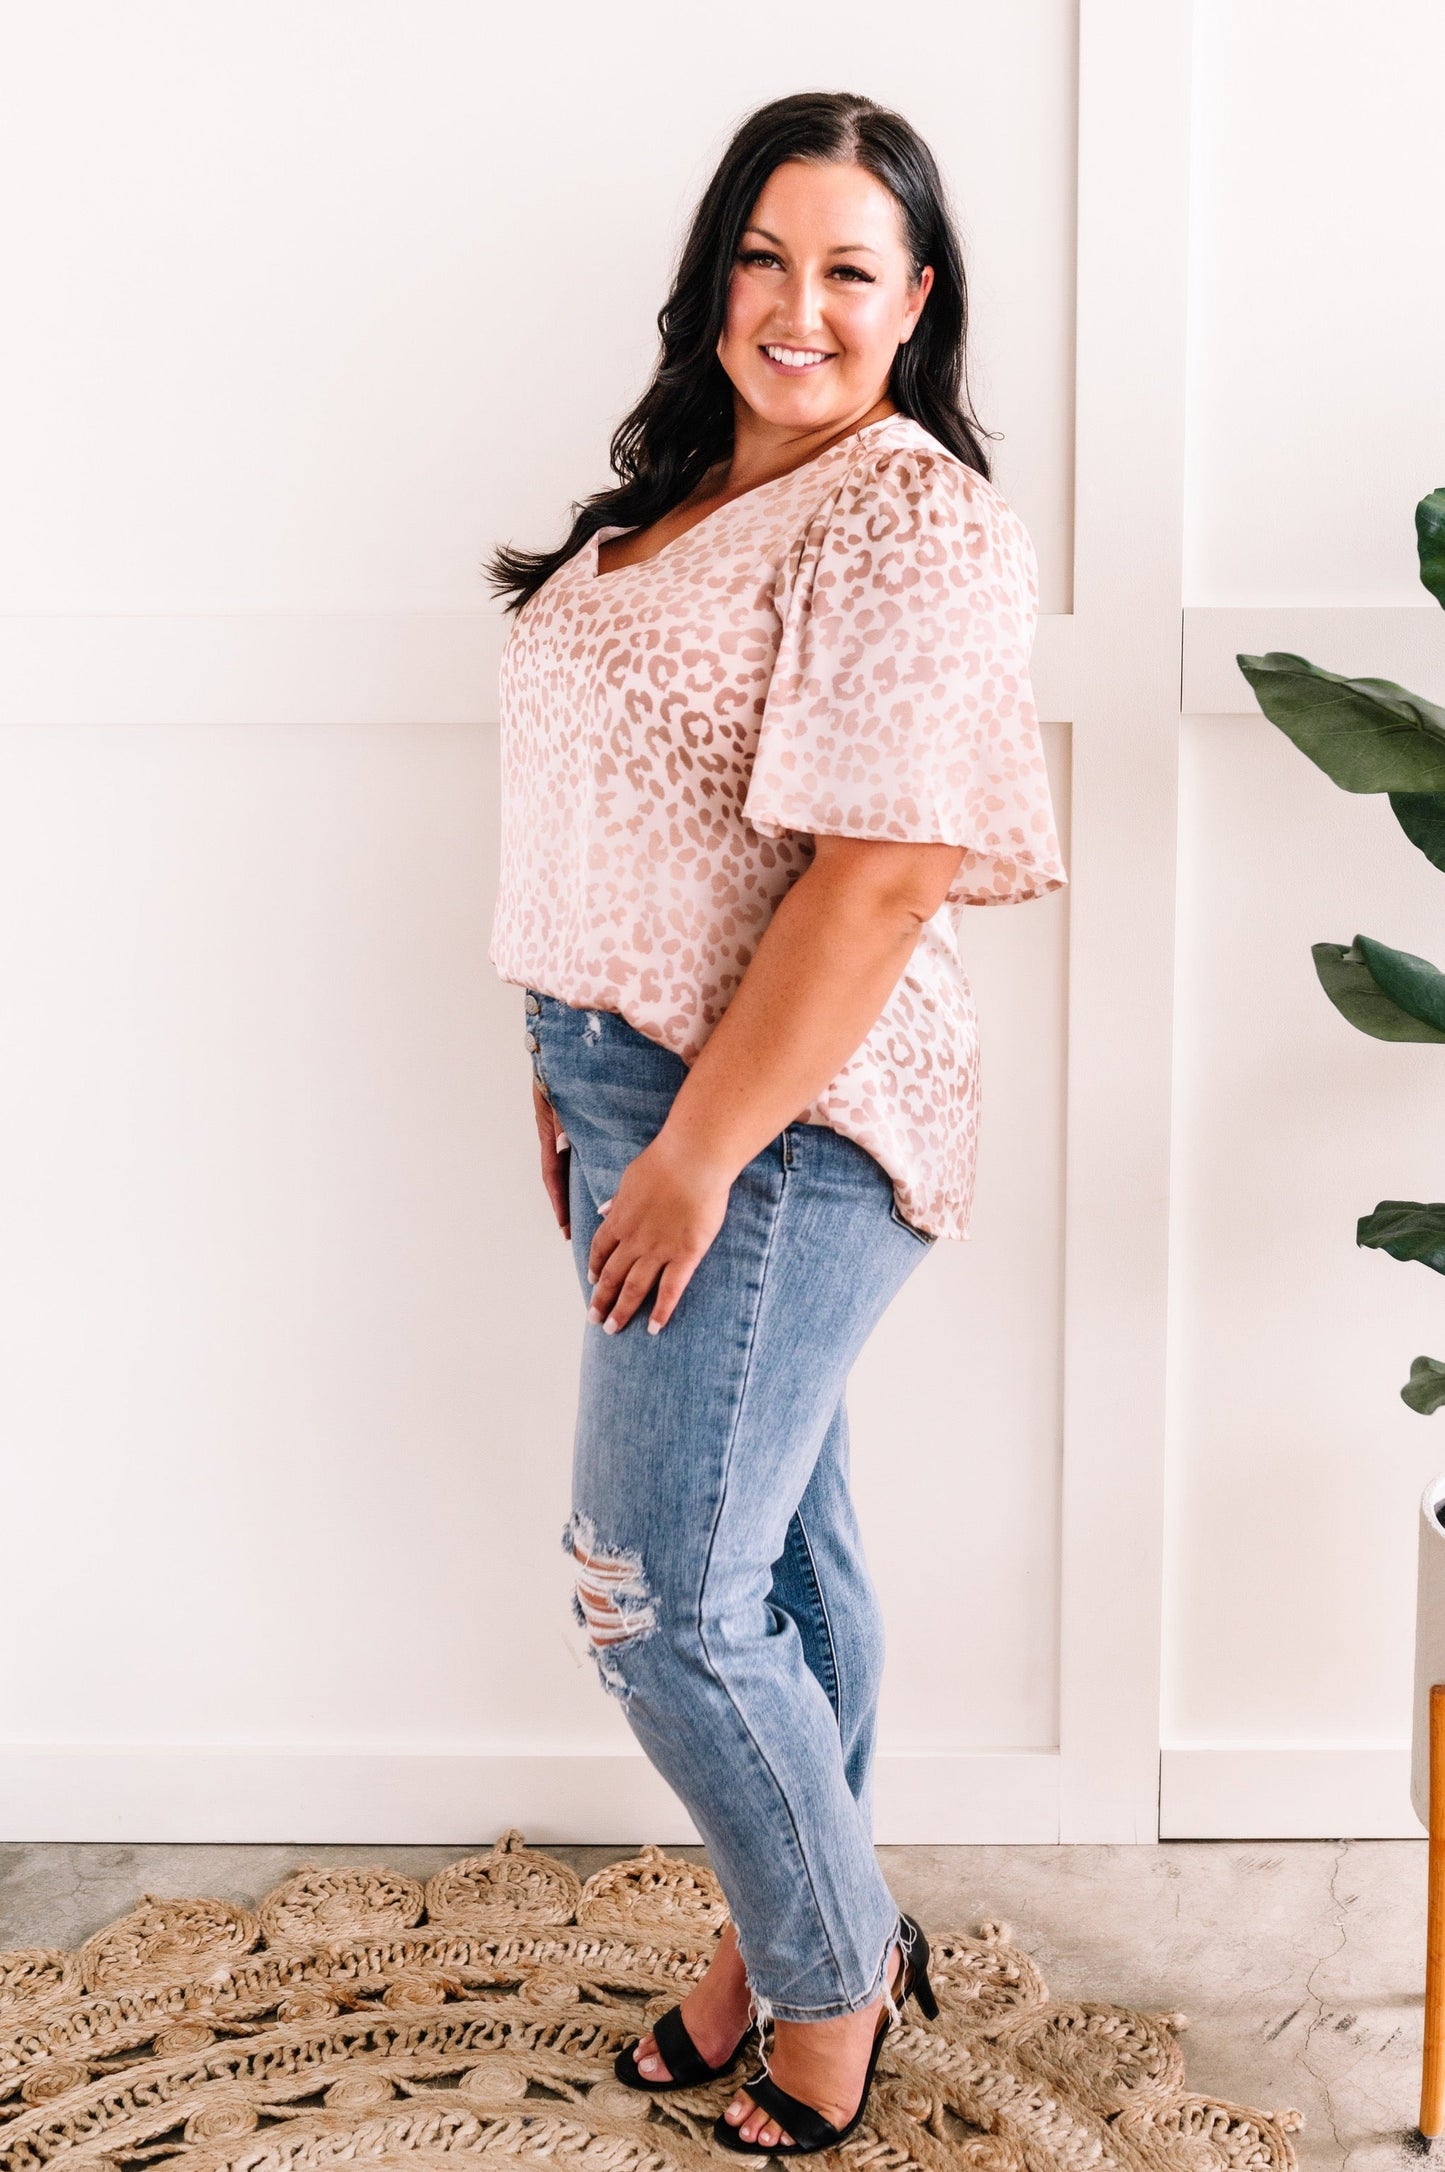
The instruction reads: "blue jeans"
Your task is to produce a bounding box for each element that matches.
[522,990,937,2022]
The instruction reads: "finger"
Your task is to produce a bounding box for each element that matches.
[587,1218,621,1288]
[587,1237,647,1325]
[586,1244,631,1323]
[551,1126,571,1233]
[595,1254,662,1335]
[534,1099,570,1236]
[644,1257,695,1335]
[549,1150,571,1238]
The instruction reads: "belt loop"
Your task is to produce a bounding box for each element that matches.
[781,1125,794,1169]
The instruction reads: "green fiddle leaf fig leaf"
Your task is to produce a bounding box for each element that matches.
[1403,1356,1445,1415]
[1388,790,1445,872]
[1236,651,1445,792]
[1358,1201,1445,1274]
[1312,941,1445,1041]
[1355,932,1445,1032]
[1419,488,1445,609]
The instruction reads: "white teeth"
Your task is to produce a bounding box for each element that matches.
[763,345,830,368]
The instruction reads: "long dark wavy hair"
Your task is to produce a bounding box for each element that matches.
[485,90,997,615]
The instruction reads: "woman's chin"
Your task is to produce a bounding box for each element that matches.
[734,376,850,431]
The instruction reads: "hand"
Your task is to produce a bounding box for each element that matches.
[533,1080,571,1238]
[587,1129,732,1335]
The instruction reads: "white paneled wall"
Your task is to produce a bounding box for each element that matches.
[2,0,1441,1843]
[1183,1,1445,607]
[1161,0,1445,1837]
[0,0,1077,1844]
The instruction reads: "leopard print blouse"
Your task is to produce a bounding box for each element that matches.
[488,412,1067,1240]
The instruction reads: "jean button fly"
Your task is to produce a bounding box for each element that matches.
[524,992,541,1015]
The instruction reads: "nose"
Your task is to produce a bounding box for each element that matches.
[771,263,830,339]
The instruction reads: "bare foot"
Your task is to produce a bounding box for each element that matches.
[632,1922,752,2082]
[720,1945,901,2149]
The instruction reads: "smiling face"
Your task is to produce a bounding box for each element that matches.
[716,158,934,438]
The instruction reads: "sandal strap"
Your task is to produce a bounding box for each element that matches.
[651,2003,720,2086]
[736,2070,843,2152]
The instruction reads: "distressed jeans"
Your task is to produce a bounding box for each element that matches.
[522,988,937,2022]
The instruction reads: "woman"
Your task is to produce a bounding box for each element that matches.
[487,90,1066,2157]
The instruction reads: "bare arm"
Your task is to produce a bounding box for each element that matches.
[585,833,967,1333]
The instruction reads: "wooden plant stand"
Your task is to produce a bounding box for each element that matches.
[1423,1682,1445,2140]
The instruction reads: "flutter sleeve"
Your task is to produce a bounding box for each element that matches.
[743,440,1067,909]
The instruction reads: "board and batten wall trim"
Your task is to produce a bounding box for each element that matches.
[8,605,1438,729]
[0,612,1074,729]
[1056,0,1193,1841]
[18,0,1430,1848]
[1182,606,1445,715]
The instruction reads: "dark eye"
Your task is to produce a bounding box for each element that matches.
[736,248,874,282]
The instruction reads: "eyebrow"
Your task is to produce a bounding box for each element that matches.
[742,225,881,256]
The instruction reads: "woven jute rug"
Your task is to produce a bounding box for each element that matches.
[0,1832,1302,2171]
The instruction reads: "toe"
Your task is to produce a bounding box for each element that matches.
[727,2091,794,2149]
[633,2032,670,2082]
[732,2093,762,2140]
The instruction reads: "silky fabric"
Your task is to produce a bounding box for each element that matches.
[491,413,1068,1241]
[525,987,935,2020]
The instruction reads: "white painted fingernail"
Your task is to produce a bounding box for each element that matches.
[599,1197,614,1213]
[647,1319,662,1334]
[555,1130,569,1149]
[603,1317,619,1334]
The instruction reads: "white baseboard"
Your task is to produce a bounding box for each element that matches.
[17,1745,1416,1846]
[1160,1743,1420,1839]
[873,1751,1059,1844]
[0,1747,1059,1847]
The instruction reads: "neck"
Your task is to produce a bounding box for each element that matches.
[723,395,898,495]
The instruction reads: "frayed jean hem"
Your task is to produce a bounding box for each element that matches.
[743,1915,902,2026]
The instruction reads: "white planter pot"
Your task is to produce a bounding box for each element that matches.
[1413,1474,1445,1829]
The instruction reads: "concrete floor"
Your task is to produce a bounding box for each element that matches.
[0,1839,1432,2170]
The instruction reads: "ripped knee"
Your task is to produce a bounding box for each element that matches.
[562,1512,659,1695]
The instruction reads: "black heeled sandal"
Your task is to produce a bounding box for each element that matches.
[711,1913,939,2157]
[614,2000,754,2093]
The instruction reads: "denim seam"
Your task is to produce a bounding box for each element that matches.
[790,1511,840,1727]
[693,1167,856,2015]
